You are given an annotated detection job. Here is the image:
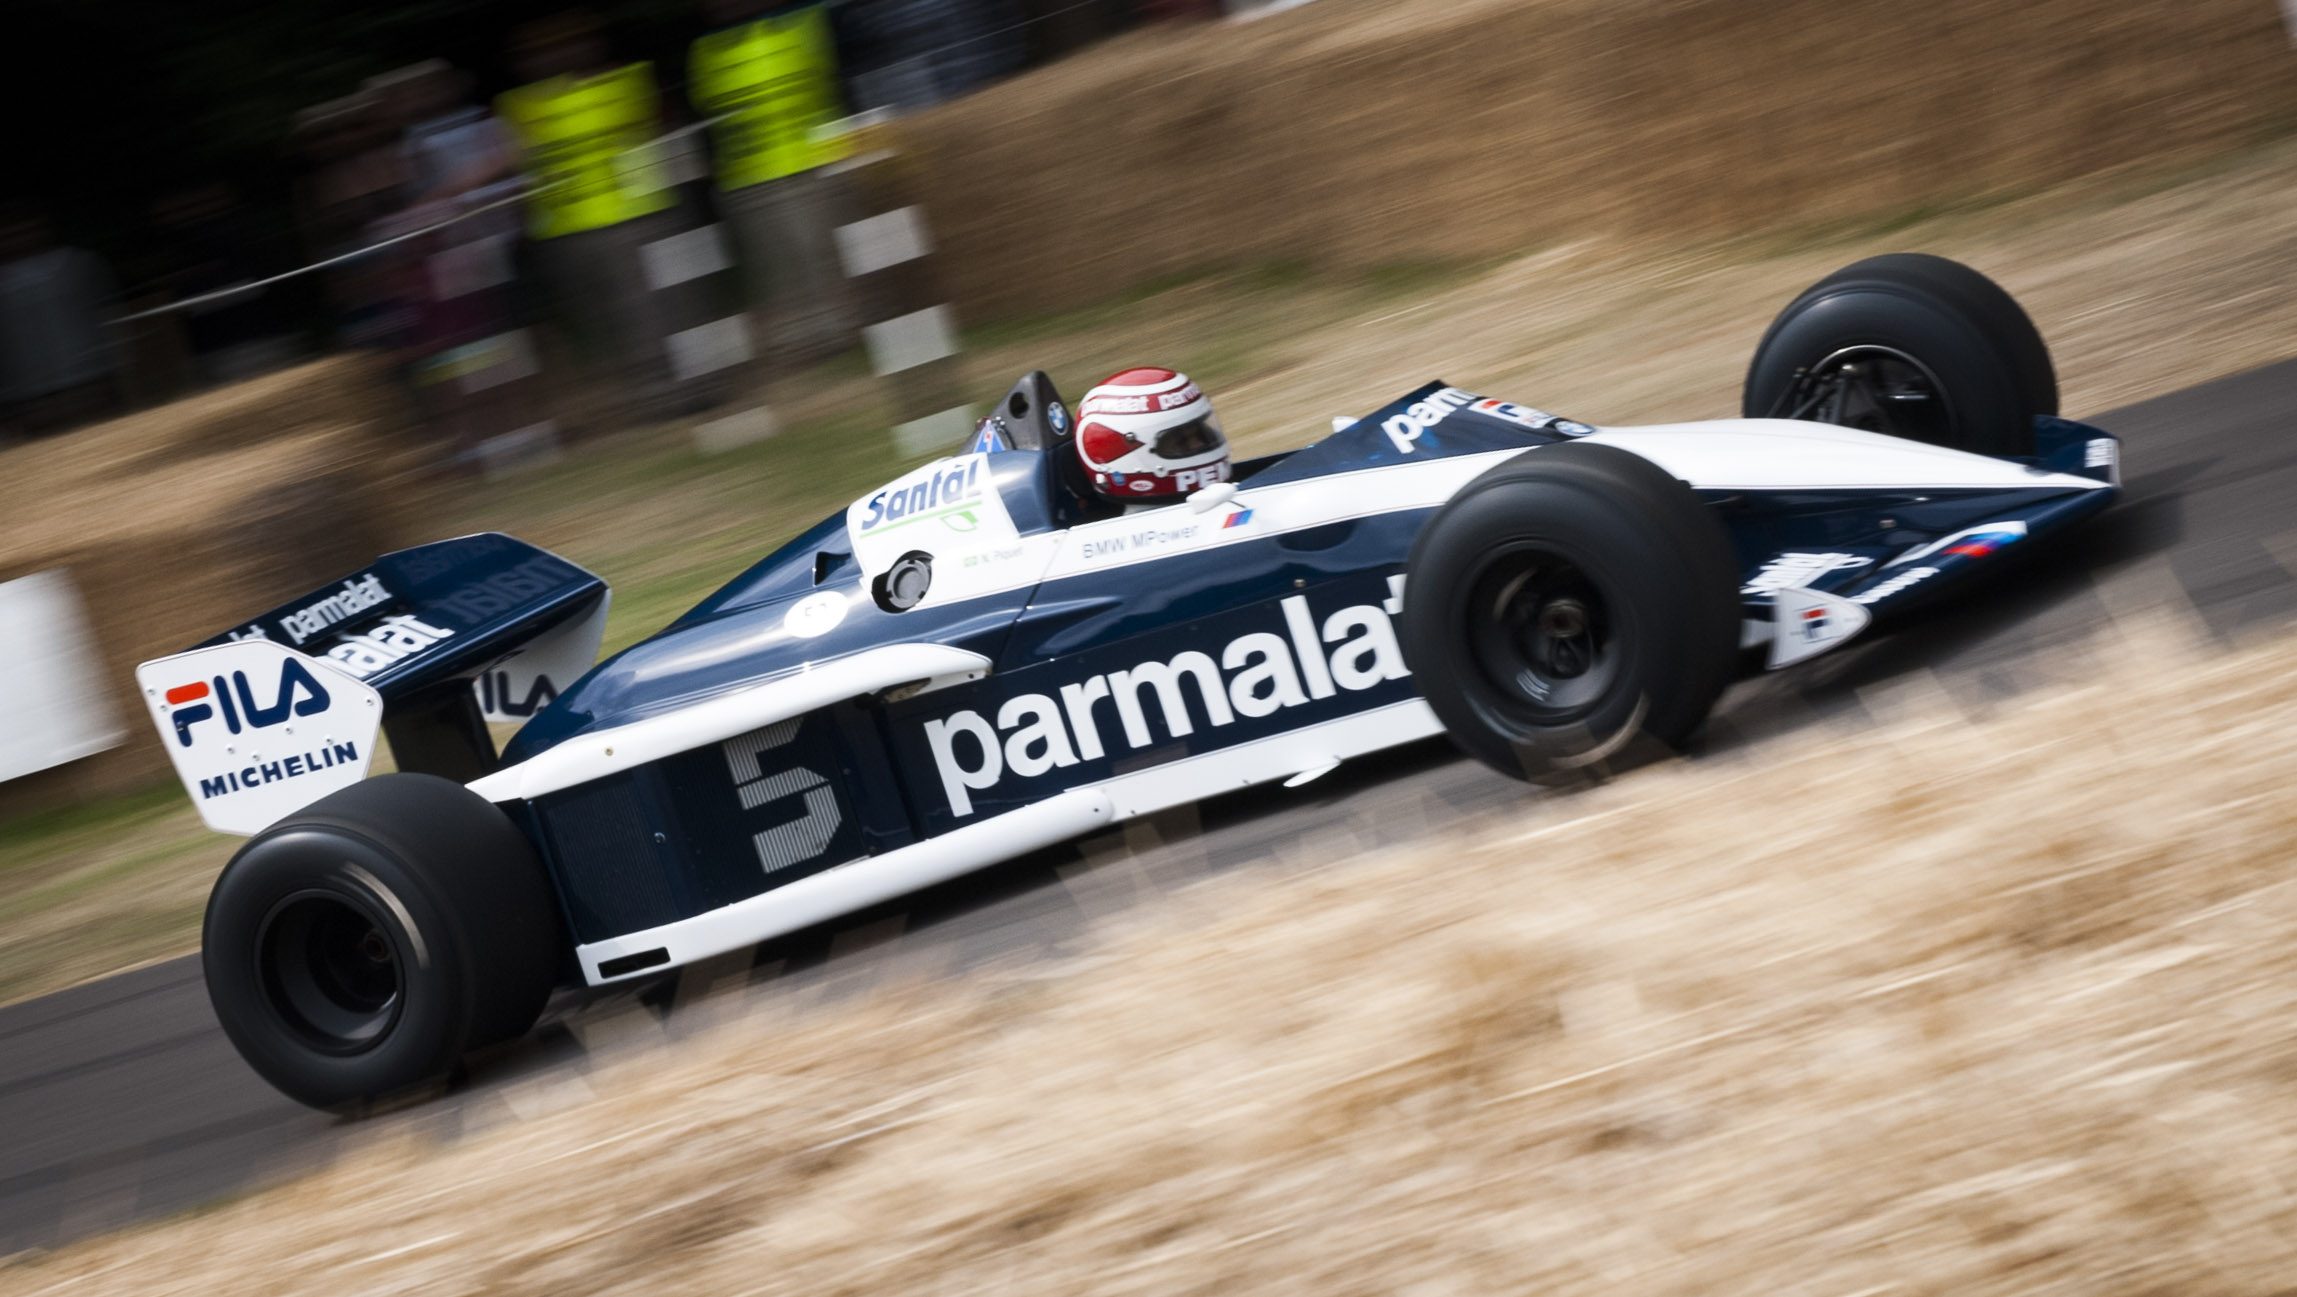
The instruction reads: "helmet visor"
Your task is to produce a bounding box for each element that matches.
[1152,414,1223,459]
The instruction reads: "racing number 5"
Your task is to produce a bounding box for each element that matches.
[722,721,843,875]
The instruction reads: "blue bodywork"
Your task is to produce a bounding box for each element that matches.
[195,384,2116,957]
[469,385,2117,950]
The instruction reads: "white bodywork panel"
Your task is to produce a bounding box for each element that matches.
[467,642,993,804]
[573,698,1443,982]
[542,410,2119,981]
[1766,586,1873,668]
[134,640,382,836]
[1584,419,2101,492]
[577,787,1115,981]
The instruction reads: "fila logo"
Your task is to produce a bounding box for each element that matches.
[476,670,559,719]
[165,658,331,748]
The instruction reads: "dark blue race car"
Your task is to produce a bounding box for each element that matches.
[134,255,2119,1107]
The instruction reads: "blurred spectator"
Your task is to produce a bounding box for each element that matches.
[837,0,1030,114]
[290,94,415,353]
[374,61,555,473]
[690,0,861,365]
[148,183,301,383]
[1022,0,1133,60]
[0,203,121,438]
[496,12,683,424]
[291,91,418,353]
[1140,0,1225,17]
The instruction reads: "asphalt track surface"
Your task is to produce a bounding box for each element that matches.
[3,360,2293,1256]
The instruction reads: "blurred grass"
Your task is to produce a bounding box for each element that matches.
[5,130,2297,1006]
[20,612,2297,1294]
[0,786,218,1005]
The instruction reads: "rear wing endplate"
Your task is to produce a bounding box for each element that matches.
[137,534,610,833]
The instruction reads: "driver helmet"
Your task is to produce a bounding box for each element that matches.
[1074,367,1230,503]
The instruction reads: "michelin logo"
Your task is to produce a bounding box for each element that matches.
[923,581,1408,817]
[196,742,363,800]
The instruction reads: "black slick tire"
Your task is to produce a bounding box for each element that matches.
[201,773,564,1111]
[1400,441,1740,781]
[1743,253,2055,457]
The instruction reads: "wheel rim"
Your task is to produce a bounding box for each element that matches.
[256,891,404,1055]
[1460,546,1620,725]
[1779,344,1955,445]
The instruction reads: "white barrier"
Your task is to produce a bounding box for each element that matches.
[0,572,125,783]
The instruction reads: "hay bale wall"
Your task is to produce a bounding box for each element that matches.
[900,0,2297,319]
[0,358,412,802]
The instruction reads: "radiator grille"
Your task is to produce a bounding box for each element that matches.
[534,775,683,944]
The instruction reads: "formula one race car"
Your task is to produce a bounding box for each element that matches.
[135,255,2119,1107]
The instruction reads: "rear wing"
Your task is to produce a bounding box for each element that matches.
[136,534,609,834]
[199,533,607,711]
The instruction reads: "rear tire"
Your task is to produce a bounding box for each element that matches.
[1400,442,1741,780]
[1744,253,2055,457]
[202,774,564,1111]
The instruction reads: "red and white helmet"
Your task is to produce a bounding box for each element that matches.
[1074,367,1230,503]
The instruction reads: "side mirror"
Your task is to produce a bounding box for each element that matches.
[1187,482,1240,514]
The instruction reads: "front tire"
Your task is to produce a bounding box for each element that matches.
[202,774,564,1110]
[1400,442,1741,781]
[1743,253,2055,457]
